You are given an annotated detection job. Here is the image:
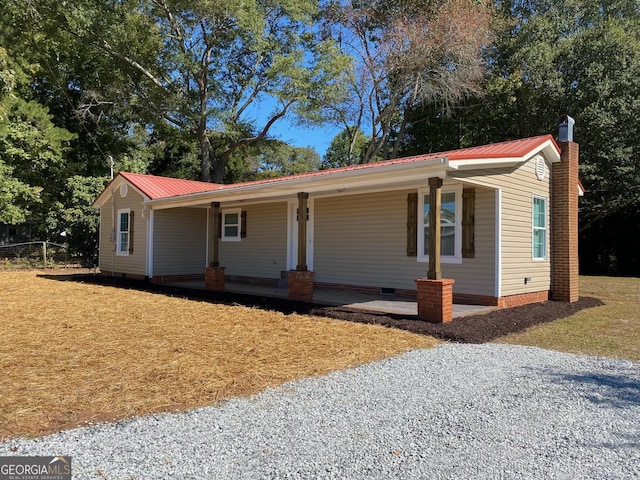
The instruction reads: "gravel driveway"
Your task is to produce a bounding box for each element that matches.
[2,344,639,479]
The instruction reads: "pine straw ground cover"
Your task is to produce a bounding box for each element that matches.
[0,271,438,440]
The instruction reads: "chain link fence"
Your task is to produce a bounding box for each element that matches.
[0,242,85,269]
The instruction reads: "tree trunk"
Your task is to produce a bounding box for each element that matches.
[198,123,212,183]
[211,150,231,184]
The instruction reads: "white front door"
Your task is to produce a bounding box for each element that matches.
[287,199,314,271]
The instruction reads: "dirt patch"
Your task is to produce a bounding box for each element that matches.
[311,297,604,343]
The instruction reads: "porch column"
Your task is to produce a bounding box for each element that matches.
[210,202,220,268]
[205,201,225,291]
[296,192,308,271]
[428,177,443,280]
[288,192,314,302]
[416,176,455,323]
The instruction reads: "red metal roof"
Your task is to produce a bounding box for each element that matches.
[441,134,559,160]
[206,134,559,189]
[119,172,222,200]
[112,135,560,199]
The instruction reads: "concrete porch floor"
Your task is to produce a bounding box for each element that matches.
[164,280,495,319]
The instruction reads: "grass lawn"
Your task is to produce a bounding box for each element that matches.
[497,276,640,362]
[0,271,438,440]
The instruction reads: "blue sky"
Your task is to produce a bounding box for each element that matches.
[247,95,343,159]
[267,120,342,158]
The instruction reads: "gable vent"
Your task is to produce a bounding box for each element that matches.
[535,156,547,180]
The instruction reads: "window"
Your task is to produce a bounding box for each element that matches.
[417,185,462,263]
[222,209,241,241]
[532,196,547,259]
[116,208,130,255]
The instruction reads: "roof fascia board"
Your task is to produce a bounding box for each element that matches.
[92,175,151,208]
[451,157,524,169]
[149,177,477,210]
[451,139,561,169]
[92,176,123,208]
[531,139,562,163]
[148,157,450,210]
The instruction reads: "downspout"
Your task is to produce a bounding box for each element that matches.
[495,189,502,300]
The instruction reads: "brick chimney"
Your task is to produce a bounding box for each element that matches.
[551,115,579,302]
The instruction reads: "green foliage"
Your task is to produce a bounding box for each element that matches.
[226,140,320,183]
[0,161,41,224]
[5,0,350,183]
[322,128,370,169]
[323,0,494,162]
[0,96,76,187]
[49,175,109,264]
[486,0,640,228]
[402,0,640,275]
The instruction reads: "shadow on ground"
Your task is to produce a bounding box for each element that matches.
[536,368,640,409]
[39,273,603,343]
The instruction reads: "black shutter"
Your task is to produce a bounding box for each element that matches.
[128,211,135,255]
[462,188,475,258]
[407,193,417,257]
[241,211,247,238]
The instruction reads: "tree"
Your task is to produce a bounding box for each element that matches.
[404,0,640,275]
[0,46,70,227]
[480,0,640,231]
[48,175,109,264]
[0,162,41,225]
[322,127,369,168]
[9,0,350,183]
[226,141,321,183]
[322,0,494,163]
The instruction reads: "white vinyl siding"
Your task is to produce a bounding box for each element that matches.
[219,202,288,279]
[314,188,496,295]
[153,208,207,276]
[449,156,551,296]
[98,187,147,276]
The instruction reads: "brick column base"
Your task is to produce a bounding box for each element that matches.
[416,278,455,323]
[288,270,315,302]
[205,267,225,292]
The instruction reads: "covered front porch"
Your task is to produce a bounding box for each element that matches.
[160,278,495,319]
[147,158,470,323]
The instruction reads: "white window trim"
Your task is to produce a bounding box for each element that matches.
[532,195,548,261]
[221,208,242,242]
[417,184,463,264]
[116,208,130,256]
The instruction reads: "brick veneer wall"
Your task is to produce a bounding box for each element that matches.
[150,273,205,283]
[99,271,147,281]
[288,270,315,302]
[205,267,225,291]
[552,142,580,302]
[416,278,455,323]
[498,290,549,308]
